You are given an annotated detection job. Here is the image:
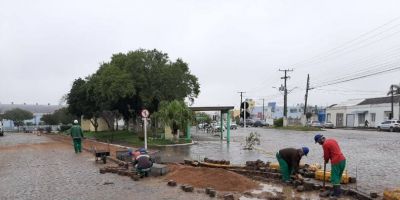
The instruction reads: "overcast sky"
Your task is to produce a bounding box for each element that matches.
[1,0,400,109]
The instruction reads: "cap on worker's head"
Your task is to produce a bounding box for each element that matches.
[302,147,309,156]
[314,134,324,143]
[73,119,78,124]
[139,147,147,153]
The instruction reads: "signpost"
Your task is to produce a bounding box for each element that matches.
[141,109,150,150]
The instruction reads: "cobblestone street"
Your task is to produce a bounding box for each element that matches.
[0,133,209,200]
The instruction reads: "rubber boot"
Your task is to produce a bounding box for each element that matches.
[334,185,341,197]
[329,185,341,199]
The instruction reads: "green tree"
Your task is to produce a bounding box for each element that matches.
[306,112,313,121]
[195,112,211,124]
[41,108,75,125]
[41,114,58,125]
[66,49,200,132]
[3,108,34,128]
[67,78,101,132]
[154,100,192,140]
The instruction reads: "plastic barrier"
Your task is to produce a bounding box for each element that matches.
[384,188,400,200]
[315,170,350,184]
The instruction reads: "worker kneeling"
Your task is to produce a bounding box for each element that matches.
[133,148,153,178]
[276,147,309,183]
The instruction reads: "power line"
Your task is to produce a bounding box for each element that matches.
[312,65,400,89]
[312,59,400,87]
[292,16,400,68]
[315,48,400,86]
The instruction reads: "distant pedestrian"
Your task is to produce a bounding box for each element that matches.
[70,120,84,154]
[314,134,346,198]
[276,147,309,183]
[364,120,369,128]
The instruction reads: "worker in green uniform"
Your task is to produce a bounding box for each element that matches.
[276,147,309,183]
[70,120,84,153]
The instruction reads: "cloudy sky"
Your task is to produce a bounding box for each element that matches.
[1,0,400,109]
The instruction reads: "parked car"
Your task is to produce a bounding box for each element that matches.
[253,120,268,127]
[229,122,238,130]
[306,121,322,128]
[212,123,225,132]
[377,120,400,132]
[240,119,255,127]
[323,121,335,129]
[197,123,206,129]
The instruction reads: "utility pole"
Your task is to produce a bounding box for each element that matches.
[279,69,293,118]
[262,98,265,120]
[304,74,310,115]
[238,92,245,107]
[391,85,394,119]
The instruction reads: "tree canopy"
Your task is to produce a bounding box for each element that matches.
[41,108,75,125]
[66,49,200,131]
[3,108,34,127]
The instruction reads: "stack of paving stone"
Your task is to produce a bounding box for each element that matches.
[204,158,230,165]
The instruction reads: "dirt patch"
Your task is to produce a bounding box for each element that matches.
[165,164,260,192]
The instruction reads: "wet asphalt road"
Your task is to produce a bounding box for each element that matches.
[158,127,400,194]
[0,133,211,200]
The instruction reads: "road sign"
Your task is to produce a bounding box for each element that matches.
[240,102,249,109]
[141,109,150,118]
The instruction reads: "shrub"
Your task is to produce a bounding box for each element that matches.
[60,125,72,132]
[274,118,283,127]
[45,126,52,133]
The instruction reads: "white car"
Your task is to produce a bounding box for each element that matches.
[306,121,322,128]
[377,120,400,132]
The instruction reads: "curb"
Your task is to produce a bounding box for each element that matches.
[152,141,196,147]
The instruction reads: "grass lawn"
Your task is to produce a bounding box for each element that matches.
[273,126,323,131]
[83,130,192,147]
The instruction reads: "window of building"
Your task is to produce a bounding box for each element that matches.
[290,108,297,113]
[370,113,376,122]
[326,113,331,122]
[358,113,365,125]
[384,111,392,119]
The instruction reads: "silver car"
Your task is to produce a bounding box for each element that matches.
[323,122,335,129]
[377,120,400,132]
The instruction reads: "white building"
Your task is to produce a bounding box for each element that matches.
[326,95,400,128]
[0,103,64,130]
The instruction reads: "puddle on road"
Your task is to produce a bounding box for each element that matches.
[239,183,356,200]
[251,184,282,194]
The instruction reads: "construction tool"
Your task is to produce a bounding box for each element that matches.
[318,162,331,198]
[323,162,327,189]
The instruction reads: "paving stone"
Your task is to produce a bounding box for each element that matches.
[209,189,217,197]
[223,193,234,200]
[167,180,177,187]
[151,163,169,176]
[0,133,209,200]
[296,185,305,192]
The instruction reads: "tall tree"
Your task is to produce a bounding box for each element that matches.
[3,108,34,128]
[66,49,200,132]
[67,78,101,132]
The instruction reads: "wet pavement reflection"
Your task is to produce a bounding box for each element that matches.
[155,127,400,193]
